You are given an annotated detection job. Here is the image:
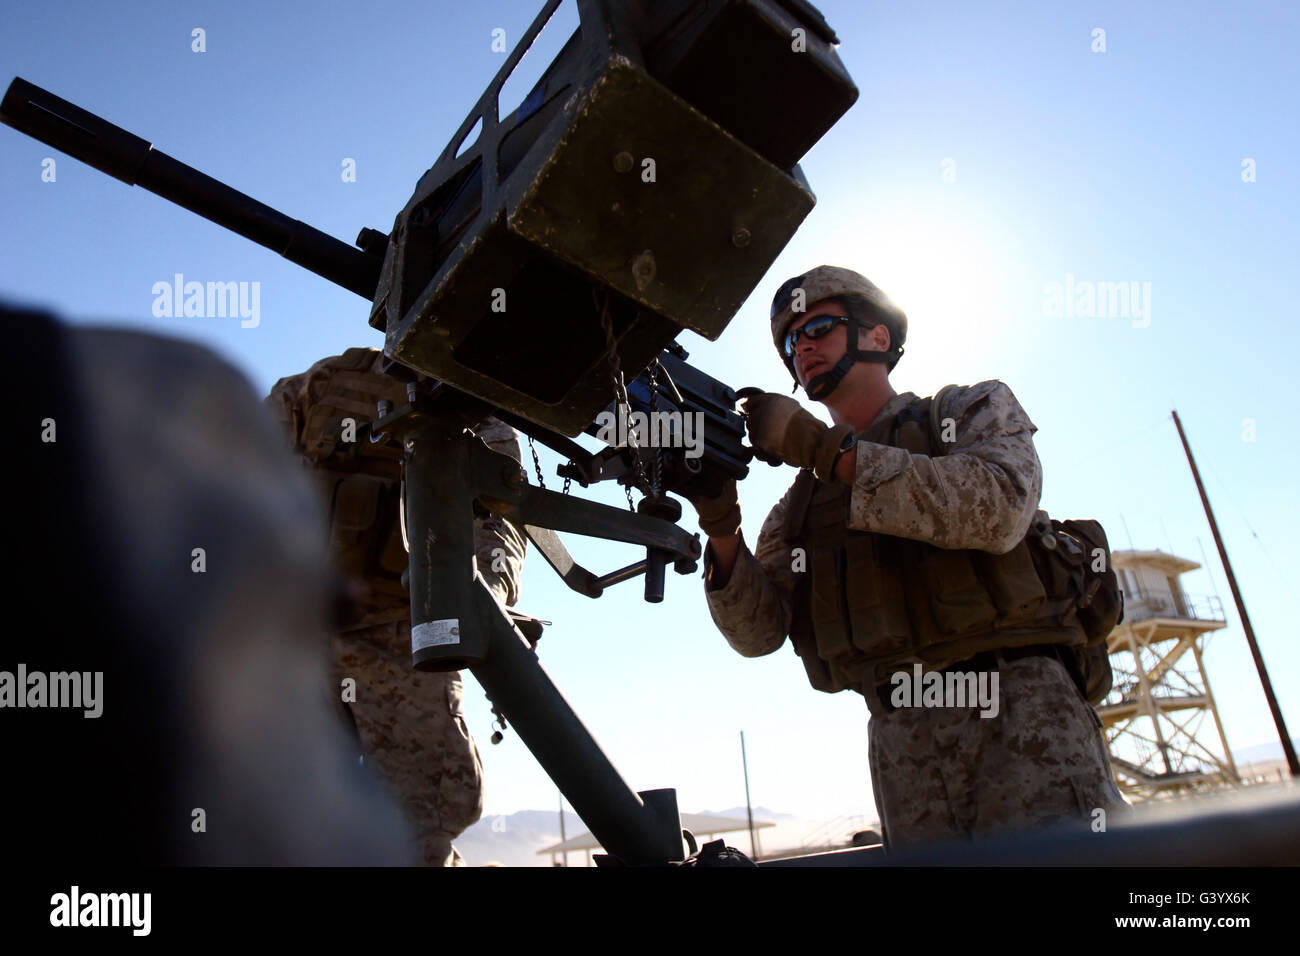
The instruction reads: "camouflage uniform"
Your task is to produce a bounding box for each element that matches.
[706,381,1129,849]
[265,349,527,866]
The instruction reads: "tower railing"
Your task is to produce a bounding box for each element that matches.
[1122,592,1224,626]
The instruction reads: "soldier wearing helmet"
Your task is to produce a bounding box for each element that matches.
[265,348,527,866]
[689,265,1128,850]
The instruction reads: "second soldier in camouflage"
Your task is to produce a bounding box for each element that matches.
[266,348,527,865]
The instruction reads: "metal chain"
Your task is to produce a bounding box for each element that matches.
[527,435,546,490]
[595,286,648,511]
[596,287,631,410]
[648,358,663,498]
[529,435,575,495]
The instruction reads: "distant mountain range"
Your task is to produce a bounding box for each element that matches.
[1234,740,1300,764]
[700,806,799,821]
[456,809,584,867]
[456,806,800,867]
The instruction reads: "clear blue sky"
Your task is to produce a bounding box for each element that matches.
[2,1,1297,821]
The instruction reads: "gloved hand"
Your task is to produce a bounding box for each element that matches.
[685,478,741,538]
[742,392,854,482]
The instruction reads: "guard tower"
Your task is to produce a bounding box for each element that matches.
[1098,550,1240,800]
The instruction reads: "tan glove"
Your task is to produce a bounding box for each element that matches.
[742,392,854,482]
[686,478,741,538]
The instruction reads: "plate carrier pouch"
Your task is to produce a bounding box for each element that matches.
[280,348,411,625]
[782,386,1121,704]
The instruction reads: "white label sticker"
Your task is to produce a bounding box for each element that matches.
[412,619,461,652]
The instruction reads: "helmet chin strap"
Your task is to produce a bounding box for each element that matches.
[799,318,897,401]
[783,319,901,400]
[804,351,857,401]
[805,349,895,399]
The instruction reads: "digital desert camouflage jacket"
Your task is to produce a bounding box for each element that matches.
[263,348,527,617]
[705,380,1044,657]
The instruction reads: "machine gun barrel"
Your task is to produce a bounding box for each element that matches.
[0,77,381,300]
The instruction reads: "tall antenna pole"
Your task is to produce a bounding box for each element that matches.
[1172,410,1298,776]
[558,790,567,868]
[740,731,757,859]
[1120,514,1136,552]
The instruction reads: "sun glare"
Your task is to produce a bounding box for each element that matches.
[794,199,1023,387]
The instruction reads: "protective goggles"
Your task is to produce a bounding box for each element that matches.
[782,314,850,357]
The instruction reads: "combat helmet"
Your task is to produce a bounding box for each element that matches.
[769,265,907,400]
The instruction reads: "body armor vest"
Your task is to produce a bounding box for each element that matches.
[288,349,411,624]
[783,389,1094,695]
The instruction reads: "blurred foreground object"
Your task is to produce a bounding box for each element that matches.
[3,303,415,865]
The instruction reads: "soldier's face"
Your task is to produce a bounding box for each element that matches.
[788,300,850,388]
